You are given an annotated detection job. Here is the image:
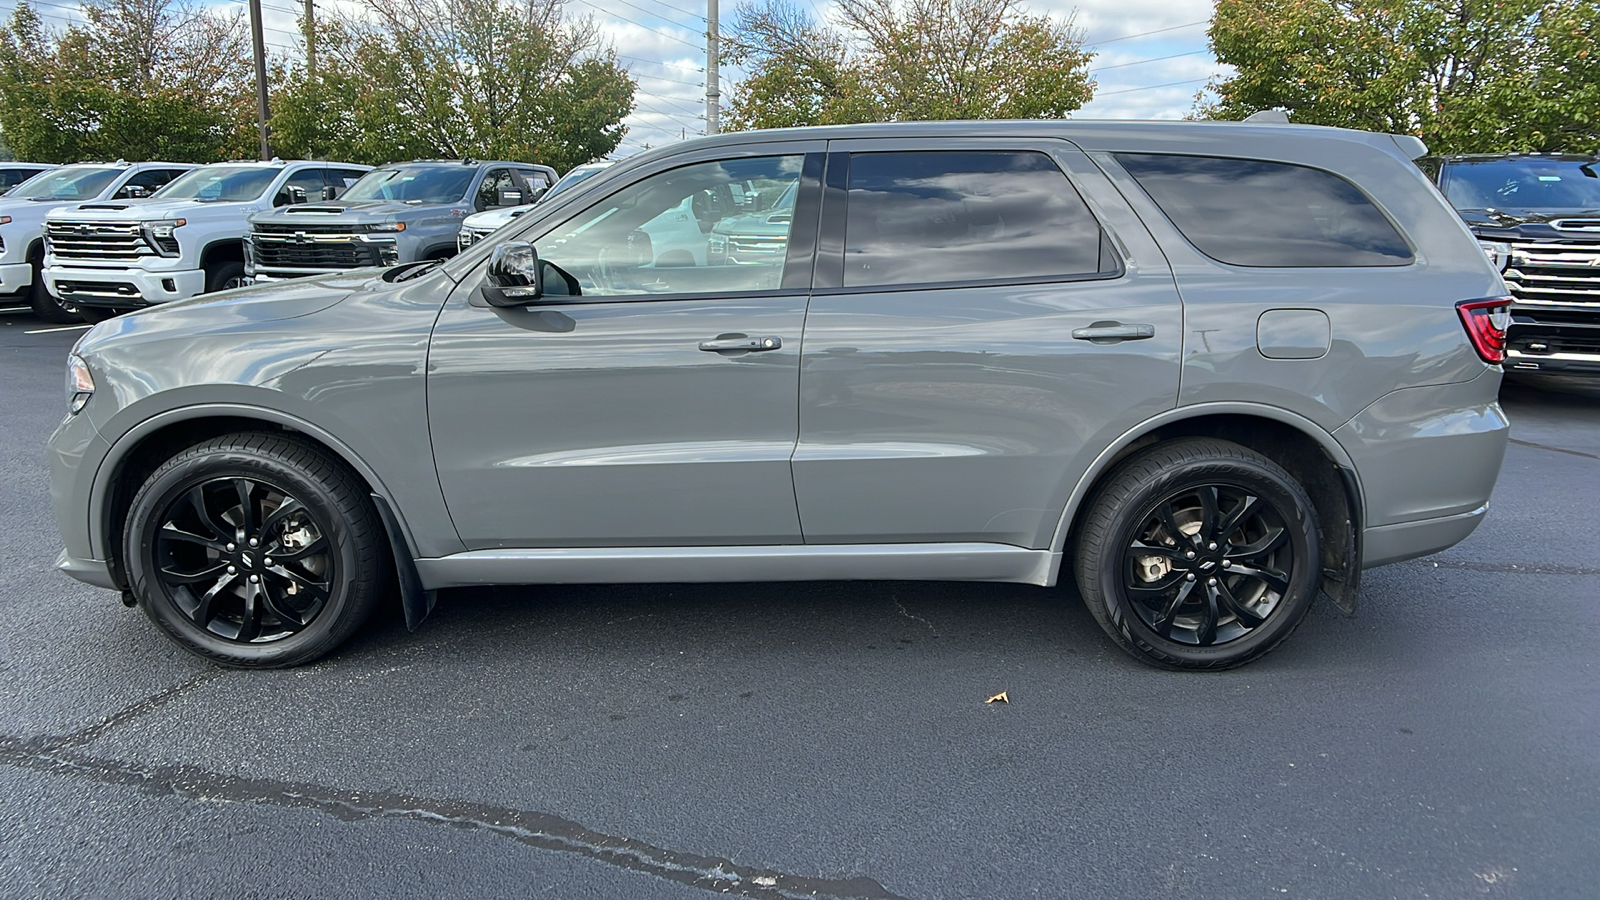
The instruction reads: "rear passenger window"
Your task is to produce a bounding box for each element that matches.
[843,151,1108,288]
[1116,153,1414,267]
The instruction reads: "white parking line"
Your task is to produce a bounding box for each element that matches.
[24,324,92,334]
[0,306,31,315]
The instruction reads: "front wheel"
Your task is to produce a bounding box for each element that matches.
[26,264,81,324]
[122,433,388,667]
[1073,438,1320,670]
[204,260,247,293]
[76,306,121,324]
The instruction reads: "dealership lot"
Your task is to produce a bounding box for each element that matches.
[1,305,1597,898]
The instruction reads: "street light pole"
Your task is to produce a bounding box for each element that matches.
[249,0,272,160]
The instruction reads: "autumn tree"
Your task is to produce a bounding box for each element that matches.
[1201,0,1600,153]
[271,0,633,171]
[0,0,257,162]
[726,0,1095,130]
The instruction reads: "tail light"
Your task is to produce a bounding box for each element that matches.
[1457,297,1511,364]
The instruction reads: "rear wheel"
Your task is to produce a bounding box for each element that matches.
[122,432,388,668]
[26,259,81,324]
[1073,438,1320,670]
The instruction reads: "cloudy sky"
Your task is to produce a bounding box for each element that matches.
[1,0,1227,159]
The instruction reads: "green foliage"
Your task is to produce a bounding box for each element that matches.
[726,0,1095,130]
[0,0,257,163]
[1200,0,1600,153]
[271,0,634,171]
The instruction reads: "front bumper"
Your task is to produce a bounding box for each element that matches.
[1502,309,1600,375]
[0,261,32,293]
[43,264,206,308]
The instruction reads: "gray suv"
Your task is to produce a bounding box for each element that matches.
[50,121,1511,671]
[244,160,557,281]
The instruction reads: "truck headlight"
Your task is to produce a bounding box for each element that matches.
[369,222,406,232]
[1478,240,1512,272]
[66,354,94,413]
[141,218,186,256]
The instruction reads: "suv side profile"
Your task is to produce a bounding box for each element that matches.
[1420,153,1600,375]
[50,121,1509,671]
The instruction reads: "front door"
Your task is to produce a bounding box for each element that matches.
[428,149,822,548]
[793,140,1184,549]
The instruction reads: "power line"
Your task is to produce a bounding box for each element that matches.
[1096,77,1213,96]
[1084,20,1208,49]
[638,0,706,21]
[570,0,702,51]
[592,0,703,28]
[630,70,704,88]
[1089,48,1209,74]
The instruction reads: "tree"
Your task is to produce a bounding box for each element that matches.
[271,0,634,171]
[1200,0,1600,153]
[0,0,257,162]
[725,0,1095,130]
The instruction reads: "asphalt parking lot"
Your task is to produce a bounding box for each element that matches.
[1,303,1596,900]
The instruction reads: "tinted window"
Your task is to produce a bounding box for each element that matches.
[843,151,1105,288]
[539,155,804,298]
[1117,153,1413,267]
[476,169,525,209]
[274,168,328,206]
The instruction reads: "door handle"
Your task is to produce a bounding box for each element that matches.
[698,334,783,353]
[1071,321,1155,344]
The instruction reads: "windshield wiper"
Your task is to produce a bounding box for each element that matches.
[392,259,444,282]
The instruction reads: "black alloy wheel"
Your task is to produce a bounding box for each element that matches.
[152,476,334,643]
[26,258,82,324]
[1074,438,1320,670]
[124,432,388,667]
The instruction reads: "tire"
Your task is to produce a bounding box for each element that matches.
[1073,438,1320,670]
[26,260,81,324]
[204,260,247,293]
[76,306,120,324]
[122,432,388,668]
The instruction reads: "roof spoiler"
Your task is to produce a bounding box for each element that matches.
[1241,108,1430,160]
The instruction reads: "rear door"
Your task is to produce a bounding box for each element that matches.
[793,138,1184,548]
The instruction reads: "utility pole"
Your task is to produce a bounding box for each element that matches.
[249,0,272,159]
[303,0,316,79]
[705,0,719,135]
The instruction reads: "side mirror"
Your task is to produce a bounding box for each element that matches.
[287,185,308,204]
[120,184,150,199]
[483,241,542,307]
[496,189,524,207]
[321,185,340,201]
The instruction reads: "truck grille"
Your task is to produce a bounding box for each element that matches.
[47,221,154,262]
[252,229,384,270]
[1504,241,1600,306]
[457,227,495,251]
[725,234,788,264]
[55,279,144,306]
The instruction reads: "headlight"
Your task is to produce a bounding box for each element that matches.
[1478,240,1512,272]
[369,222,406,232]
[66,354,94,414]
[141,218,186,256]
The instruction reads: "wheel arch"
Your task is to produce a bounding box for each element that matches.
[93,405,430,620]
[420,242,459,261]
[199,238,245,271]
[1051,403,1364,612]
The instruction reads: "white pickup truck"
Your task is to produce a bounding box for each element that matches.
[43,159,369,321]
[0,161,193,322]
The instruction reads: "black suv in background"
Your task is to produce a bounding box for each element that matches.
[1421,153,1600,375]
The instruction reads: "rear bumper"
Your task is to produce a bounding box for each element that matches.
[1335,369,1509,565]
[43,264,206,307]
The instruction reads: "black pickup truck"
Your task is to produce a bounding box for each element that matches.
[1420,153,1600,375]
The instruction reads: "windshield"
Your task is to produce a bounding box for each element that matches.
[340,165,475,203]
[1444,159,1600,211]
[9,166,119,201]
[545,164,611,199]
[156,166,277,202]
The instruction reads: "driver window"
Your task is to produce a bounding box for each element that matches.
[538,155,803,298]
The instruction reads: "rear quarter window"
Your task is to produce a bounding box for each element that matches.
[1116,153,1414,267]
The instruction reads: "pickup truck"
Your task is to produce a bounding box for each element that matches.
[43,159,371,321]
[0,161,193,322]
[245,160,557,282]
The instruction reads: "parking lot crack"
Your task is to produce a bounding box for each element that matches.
[1424,559,1600,577]
[1508,438,1600,462]
[48,671,222,749]
[0,737,909,900]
